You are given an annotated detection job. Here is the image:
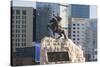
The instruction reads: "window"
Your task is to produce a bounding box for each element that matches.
[77,35,79,37]
[77,38,79,40]
[22,43,26,46]
[16,20,20,24]
[18,34,20,37]
[16,43,20,46]
[73,35,75,37]
[22,10,26,15]
[73,31,75,33]
[24,43,26,46]
[18,39,20,42]
[16,25,20,28]
[77,27,79,29]
[22,30,26,33]
[22,39,26,42]
[16,35,17,37]
[77,31,79,33]
[73,27,75,29]
[16,30,20,33]
[22,25,26,28]
[22,16,26,19]
[73,38,75,40]
[22,34,26,37]
[16,10,20,14]
[21,43,26,46]
[16,39,20,42]
[16,16,20,19]
[22,20,26,24]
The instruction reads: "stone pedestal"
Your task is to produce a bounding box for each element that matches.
[40,37,85,64]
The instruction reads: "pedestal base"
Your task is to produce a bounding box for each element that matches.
[40,37,85,64]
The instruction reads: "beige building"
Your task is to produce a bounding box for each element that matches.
[11,7,33,52]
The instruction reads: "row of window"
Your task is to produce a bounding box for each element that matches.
[69,31,80,34]
[73,35,79,37]
[72,24,84,26]
[73,31,79,33]
[73,38,80,40]
[16,25,26,28]
[12,16,26,19]
[12,10,26,15]
[15,43,26,47]
[68,27,85,29]
[12,29,26,33]
[12,34,26,37]
[73,27,79,29]
[12,25,26,29]
[15,39,26,42]
[12,20,26,25]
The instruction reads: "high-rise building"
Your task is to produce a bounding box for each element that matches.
[11,7,33,52]
[35,2,60,42]
[68,4,91,61]
[11,6,39,66]
[70,18,89,47]
[69,4,90,46]
[69,4,97,61]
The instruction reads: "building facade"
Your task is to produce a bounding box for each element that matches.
[11,6,39,66]
[68,4,97,61]
[35,2,60,42]
[11,7,33,52]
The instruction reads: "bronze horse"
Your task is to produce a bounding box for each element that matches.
[47,15,67,40]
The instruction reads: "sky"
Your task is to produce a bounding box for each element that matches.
[12,0,36,8]
[12,0,97,19]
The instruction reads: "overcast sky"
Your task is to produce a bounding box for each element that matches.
[12,0,36,8]
[12,0,97,19]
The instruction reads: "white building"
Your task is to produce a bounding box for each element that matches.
[70,18,89,47]
[69,18,97,61]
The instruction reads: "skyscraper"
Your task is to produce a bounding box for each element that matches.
[35,2,60,42]
[68,4,91,61]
